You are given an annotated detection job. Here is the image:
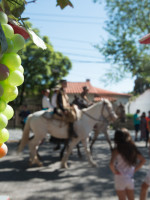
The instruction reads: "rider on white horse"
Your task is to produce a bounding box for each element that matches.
[18,99,118,168]
[55,79,78,139]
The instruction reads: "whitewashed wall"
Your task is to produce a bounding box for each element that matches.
[114,95,130,105]
[125,89,150,114]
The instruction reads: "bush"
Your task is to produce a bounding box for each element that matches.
[126,114,134,120]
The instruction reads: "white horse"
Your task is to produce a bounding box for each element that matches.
[18,99,117,168]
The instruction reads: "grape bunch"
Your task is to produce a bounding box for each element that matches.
[0,11,25,158]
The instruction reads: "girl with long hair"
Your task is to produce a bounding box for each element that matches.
[109,128,145,200]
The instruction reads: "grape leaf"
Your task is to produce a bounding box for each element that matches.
[1,0,25,17]
[56,0,73,9]
[27,28,47,50]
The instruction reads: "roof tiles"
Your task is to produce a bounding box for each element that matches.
[66,81,131,96]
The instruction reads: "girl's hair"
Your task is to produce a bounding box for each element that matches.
[114,128,140,166]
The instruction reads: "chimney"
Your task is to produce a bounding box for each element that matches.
[86,79,90,82]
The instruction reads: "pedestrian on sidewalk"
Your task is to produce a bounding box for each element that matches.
[145,111,150,147]
[133,109,140,141]
[109,128,145,200]
[140,112,147,141]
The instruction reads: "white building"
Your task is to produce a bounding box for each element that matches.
[126,89,150,114]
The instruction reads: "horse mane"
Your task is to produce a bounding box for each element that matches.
[83,99,112,111]
[82,101,102,112]
[102,98,112,108]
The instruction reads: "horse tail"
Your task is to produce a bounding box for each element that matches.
[18,114,32,153]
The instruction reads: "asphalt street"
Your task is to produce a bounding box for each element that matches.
[0,128,149,200]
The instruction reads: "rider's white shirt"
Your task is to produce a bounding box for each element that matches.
[42,95,53,109]
[51,93,57,108]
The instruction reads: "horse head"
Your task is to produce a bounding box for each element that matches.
[101,99,118,122]
[115,103,126,123]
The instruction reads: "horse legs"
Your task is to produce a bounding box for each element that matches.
[81,137,97,167]
[61,138,80,169]
[76,143,82,158]
[28,137,43,167]
[104,131,112,151]
[90,130,99,151]
[60,140,82,160]
[60,139,69,160]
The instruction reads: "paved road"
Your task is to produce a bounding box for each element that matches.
[0,128,149,200]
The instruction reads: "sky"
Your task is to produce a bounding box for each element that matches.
[22,0,135,93]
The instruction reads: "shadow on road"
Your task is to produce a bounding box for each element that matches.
[0,139,149,200]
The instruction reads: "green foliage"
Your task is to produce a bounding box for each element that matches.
[1,0,25,18]
[0,0,73,19]
[94,0,150,89]
[15,24,72,105]
[126,113,134,120]
[134,77,150,94]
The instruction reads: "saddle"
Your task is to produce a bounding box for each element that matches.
[53,106,77,123]
[42,105,81,123]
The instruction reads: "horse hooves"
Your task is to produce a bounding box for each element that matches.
[61,163,69,169]
[92,162,98,168]
[36,161,43,167]
[28,160,43,167]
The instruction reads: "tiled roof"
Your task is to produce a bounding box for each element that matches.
[66,81,131,96]
[66,81,97,94]
[94,96,116,102]
[94,87,131,96]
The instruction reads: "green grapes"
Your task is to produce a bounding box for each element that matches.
[2,24,14,39]
[0,53,21,70]
[0,128,9,143]
[12,34,25,52]
[0,11,25,158]
[0,11,8,24]
[7,70,24,86]
[0,113,8,129]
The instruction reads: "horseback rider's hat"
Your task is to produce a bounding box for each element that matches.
[83,86,89,91]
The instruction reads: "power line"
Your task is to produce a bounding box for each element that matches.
[54,45,97,52]
[50,36,95,44]
[54,44,96,52]
[71,59,106,63]
[61,52,103,59]
[29,18,103,25]
[25,12,106,20]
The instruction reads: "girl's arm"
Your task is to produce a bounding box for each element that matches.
[134,153,146,173]
[109,149,120,175]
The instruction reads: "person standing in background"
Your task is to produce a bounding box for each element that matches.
[133,109,140,141]
[140,112,147,141]
[145,111,150,147]
[19,105,30,129]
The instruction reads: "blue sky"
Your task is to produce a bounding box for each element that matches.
[22,0,135,93]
